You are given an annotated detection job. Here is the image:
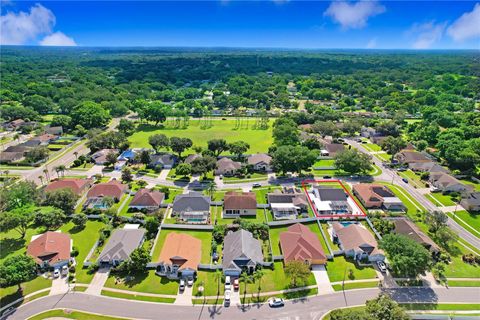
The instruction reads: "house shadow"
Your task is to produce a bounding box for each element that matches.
[0,237,26,260]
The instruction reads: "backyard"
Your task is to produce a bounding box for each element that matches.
[128,119,273,154]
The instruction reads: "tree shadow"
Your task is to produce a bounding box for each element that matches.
[67,225,85,234]
[0,237,26,259]
[112,271,149,288]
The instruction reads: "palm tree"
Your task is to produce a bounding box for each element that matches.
[57,165,66,177]
[214,269,222,295]
[38,175,44,185]
[253,269,265,295]
[54,166,61,178]
[239,271,253,306]
[207,181,216,198]
[43,168,49,181]
[73,151,78,159]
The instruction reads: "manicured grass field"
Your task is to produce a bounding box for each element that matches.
[375,152,391,161]
[326,256,377,282]
[400,303,480,311]
[153,185,183,204]
[193,270,225,297]
[447,280,480,287]
[332,281,379,291]
[321,223,339,251]
[313,159,335,167]
[253,186,282,204]
[448,210,480,233]
[1,225,46,262]
[0,276,51,307]
[363,143,382,152]
[101,290,176,303]
[105,270,179,295]
[223,172,268,183]
[151,229,213,264]
[207,188,242,201]
[399,170,428,189]
[427,192,456,206]
[28,309,125,320]
[129,120,273,153]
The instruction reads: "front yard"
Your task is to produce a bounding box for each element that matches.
[326,256,377,282]
[104,270,179,295]
[426,192,456,207]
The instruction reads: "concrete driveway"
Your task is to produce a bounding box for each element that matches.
[311,265,334,294]
[174,283,193,306]
[85,267,110,296]
[50,274,69,296]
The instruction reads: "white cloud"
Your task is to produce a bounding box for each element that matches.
[366,38,377,49]
[447,3,480,42]
[324,1,385,29]
[1,3,55,45]
[40,31,76,46]
[408,21,447,49]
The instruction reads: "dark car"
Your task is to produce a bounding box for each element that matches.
[402,178,408,183]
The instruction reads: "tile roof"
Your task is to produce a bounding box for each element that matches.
[353,184,395,207]
[158,232,201,271]
[87,180,127,200]
[45,178,92,195]
[27,231,71,265]
[130,189,164,207]
[224,192,257,210]
[279,223,326,263]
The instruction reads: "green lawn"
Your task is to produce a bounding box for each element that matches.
[70,162,94,171]
[151,229,212,264]
[448,280,480,287]
[207,188,242,201]
[104,270,179,295]
[28,309,125,320]
[448,210,480,233]
[326,256,377,282]
[223,172,268,183]
[166,167,190,182]
[118,195,134,217]
[129,119,273,154]
[193,270,225,297]
[101,290,175,303]
[427,192,456,206]
[400,303,480,311]
[252,186,282,204]
[1,225,46,262]
[363,143,382,152]
[321,223,339,251]
[399,170,428,189]
[60,220,105,284]
[460,179,480,191]
[332,281,379,291]
[313,159,335,167]
[153,185,183,204]
[0,276,51,307]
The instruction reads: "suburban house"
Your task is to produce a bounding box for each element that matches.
[332,222,385,262]
[156,232,201,279]
[44,126,63,135]
[460,192,480,212]
[360,127,377,138]
[98,227,146,266]
[172,192,211,224]
[429,172,471,193]
[27,231,72,269]
[215,157,242,176]
[320,143,344,157]
[393,218,440,254]
[409,162,448,173]
[149,153,177,169]
[268,188,308,220]
[129,189,164,212]
[184,154,201,164]
[222,229,264,276]
[91,149,119,165]
[84,179,127,209]
[279,223,327,266]
[223,192,257,218]
[395,150,431,165]
[4,119,26,131]
[0,151,25,163]
[309,187,355,215]
[247,153,272,172]
[45,178,93,196]
[117,149,137,162]
[370,136,388,145]
[4,145,29,153]
[34,133,58,145]
[353,184,405,211]
[22,139,42,148]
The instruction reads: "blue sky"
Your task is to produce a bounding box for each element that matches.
[1,1,479,49]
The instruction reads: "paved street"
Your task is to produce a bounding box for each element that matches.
[7,287,480,320]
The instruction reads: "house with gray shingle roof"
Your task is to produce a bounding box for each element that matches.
[172,192,211,224]
[222,229,264,276]
[98,228,146,266]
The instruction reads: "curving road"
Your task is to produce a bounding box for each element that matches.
[6,287,480,320]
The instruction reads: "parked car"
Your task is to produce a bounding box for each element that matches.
[224,276,232,291]
[61,265,68,277]
[402,178,409,183]
[377,261,387,273]
[1,307,15,317]
[233,278,239,291]
[268,297,285,308]
[323,176,332,179]
[397,167,407,172]
[53,269,60,279]
[187,277,194,287]
[252,183,261,188]
[179,279,186,291]
[224,290,231,307]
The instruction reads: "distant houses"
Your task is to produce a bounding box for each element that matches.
[460,192,480,212]
[395,150,431,165]
[353,184,405,211]
[222,191,257,219]
[429,172,471,193]
[320,143,344,157]
[247,153,272,172]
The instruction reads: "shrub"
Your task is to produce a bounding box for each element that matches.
[87,263,99,274]
[71,246,79,257]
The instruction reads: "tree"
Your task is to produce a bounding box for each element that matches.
[71,101,111,129]
[381,136,407,157]
[207,139,229,156]
[0,206,35,238]
[117,119,136,135]
[431,262,446,281]
[175,163,192,178]
[380,234,431,277]
[228,141,250,160]
[44,188,79,215]
[25,146,49,163]
[0,255,37,290]
[54,165,66,178]
[50,115,72,129]
[0,180,39,211]
[121,167,133,183]
[169,137,193,158]
[271,145,318,175]
[23,94,55,114]
[273,120,300,146]
[334,149,373,175]
[72,213,88,229]
[425,210,448,233]
[145,217,160,238]
[191,156,216,178]
[415,140,428,151]
[136,149,151,165]
[434,226,458,251]
[284,260,311,287]
[206,181,216,198]
[365,294,409,320]
[121,247,150,274]
[253,268,265,293]
[34,206,66,230]
[148,134,170,153]
[144,102,168,126]
[329,308,370,320]
[312,121,341,138]
[105,152,118,167]
[239,271,253,305]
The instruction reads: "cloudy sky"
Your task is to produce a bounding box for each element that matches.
[1,1,479,49]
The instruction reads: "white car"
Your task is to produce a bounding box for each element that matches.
[187,277,194,287]
[268,297,284,308]
[377,261,387,273]
[224,290,231,307]
[61,265,69,277]
[179,279,186,291]
[53,269,60,279]
[224,276,232,291]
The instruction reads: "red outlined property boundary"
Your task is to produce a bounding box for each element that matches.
[301,179,367,219]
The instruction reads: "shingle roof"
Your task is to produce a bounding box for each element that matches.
[130,189,164,207]
[150,153,176,166]
[184,154,201,164]
[98,229,146,262]
[4,145,29,153]
[429,172,470,190]
[172,192,210,212]
[409,162,448,173]
[267,193,307,205]
[279,223,326,263]
[325,143,344,155]
[247,153,272,166]
[158,232,201,271]
[216,157,242,173]
[27,231,71,265]
[0,152,24,162]
[87,180,127,200]
[353,184,395,207]
[397,150,431,163]
[224,192,257,210]
[393,218,439,252]
[45,178,92,195]
[222,229,263,271]
[315,187,347,201]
